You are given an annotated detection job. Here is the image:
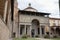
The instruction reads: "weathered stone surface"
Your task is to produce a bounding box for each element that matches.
[0,0,11,40]
[0,18,10,40]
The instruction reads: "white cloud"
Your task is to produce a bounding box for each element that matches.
[17,0,59,18]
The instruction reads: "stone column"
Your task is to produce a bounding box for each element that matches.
[19,25,20,37]
[44,26,46,35]
[40,26,42,37]
[34,26,36,37]
[24,25,26,34]
[48,17,51,37]
[30,25,32,37]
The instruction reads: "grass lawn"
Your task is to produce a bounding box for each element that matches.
[51,38,60,40]
[14,38,60,40]
[14,38,37,40]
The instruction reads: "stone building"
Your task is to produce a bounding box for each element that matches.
[49,18,60,37]
[14,4,50,38]
[0,0,18,40]
[5,0,18,38]
[0,0,11,40]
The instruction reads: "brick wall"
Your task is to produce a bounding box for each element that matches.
[0,0,6,18]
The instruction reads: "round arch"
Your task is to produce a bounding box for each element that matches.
[31,19,40,26]
[31,19,40,37]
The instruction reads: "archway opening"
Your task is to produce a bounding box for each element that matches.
[31,19,40,37]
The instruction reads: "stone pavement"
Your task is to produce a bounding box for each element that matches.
[35,38,51,40]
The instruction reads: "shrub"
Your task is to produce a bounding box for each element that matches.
[27,35,30,37]
[44,35,50,38]
[35,35,39,38]
[53,35,58,38]
[22,34,30,38]
[22,34,27,38]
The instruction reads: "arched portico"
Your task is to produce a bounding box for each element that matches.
[31,19,46,37]
[31,19,40,37]
[19,19,46,37]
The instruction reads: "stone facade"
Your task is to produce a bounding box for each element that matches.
[49,18,60,26]
[16,8,50,37]
[0,18,10,40]
[0,0,11,40]
[49,18,60,36]
[0,0,12,40]
[20,14,49,37]
[0,0,19,39]
[13,0,18,38]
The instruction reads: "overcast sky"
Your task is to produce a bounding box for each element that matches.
[17,0,59,18]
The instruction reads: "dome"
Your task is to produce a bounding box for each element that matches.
[24,3,37,12]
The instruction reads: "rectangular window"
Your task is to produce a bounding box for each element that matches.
[53,23,56,26]
[26,25,30,34]
[42,28,44,34]
[38,28,40,34]
[20,25,24,35]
